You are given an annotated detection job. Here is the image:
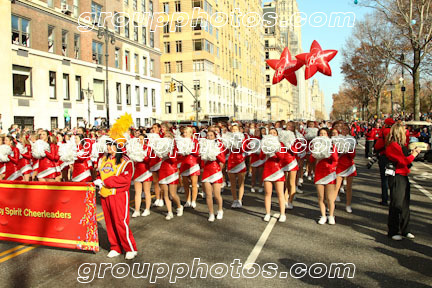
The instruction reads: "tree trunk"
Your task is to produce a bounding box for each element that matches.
[413,48,421,120]
[376,93,381,118]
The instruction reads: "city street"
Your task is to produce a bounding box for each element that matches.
[0,142,431,287]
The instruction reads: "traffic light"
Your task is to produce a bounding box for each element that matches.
[169,82,176,93]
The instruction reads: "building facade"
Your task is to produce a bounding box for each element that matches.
[3,0,161,130]
[310,79,326,120]
[158,0,266,123]
[263,1,294,122]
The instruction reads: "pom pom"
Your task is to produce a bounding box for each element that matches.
[16,142,27,156]
[305,128,319,140]
[59,142,77,163]
[151,138,173,159]
[175,137,194,156]
[126,138,146,162]
[108,113,133,145]
[279,130,296,148]
[31,140,50,159]
[246,138,262,155]
[0,145,12,162]
[199,139,220,161]
[332,135,356,154]
[295,131,305,140]
[261,135,281,155]
[311,136,332,160]
[231,132,245,150]
[221,132,233,149]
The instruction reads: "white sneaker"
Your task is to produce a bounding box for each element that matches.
[165,212,174,220]
[263,214,271,222]
[279,214,286,222]
[343,179,347,186]
[125,251,138,260]
[307,175,312,181]
[132,211,140,218]
[141,209,151,217]
[231,200,238,208]
[157,199,164,207]
[296,186,303,194]
[107,250,121,258]
[191,201,197,209]
[345,206,352,213]
[404,233,415,239]
[299,178,304,185]
[152,199,160,207]
[286,202,294,210]
[303,171,308,177]
[216,210,224,220]
[208,214,215,222]
[318,216,327,225]
[237,200,242,208]
[176,205,184,216]
[251,187,256,193]
[340,187,345,194]
[221,182,226,188]
[227,182,231,187]
[199,191,205,198]
[335,195,341,202]
[258,187,264,193]
[178,186,185,193]
[184,201,191,208]
[392,235,403,241]
[328,216,336,225]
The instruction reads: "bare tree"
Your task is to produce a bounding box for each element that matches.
[361,0,432,120]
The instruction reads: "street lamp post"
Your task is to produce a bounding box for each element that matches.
[82,84,93,128]
[97,24,116,127]
[232,82,237,120]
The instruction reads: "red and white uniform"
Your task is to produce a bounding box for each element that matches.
[18,144,33,175]
[159,147,179,185]
[261,143,286,182]
[179,137,200,177]
[281,142,299,172]
[0,163,5,176]
[336,150,357,178]
[133,144,153,182]
[148,135,162,172]
[227,139,249,174]
[99,156,137,253]
[37,143,59,179]
[72,145,92,182]
[311,145,339,185]
[201,146,226,184]
[57,142,70,173]
[249,137,265,168]
[5,146,23,181]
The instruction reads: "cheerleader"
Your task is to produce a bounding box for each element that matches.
[149,124,163,207]
[304,121,318,181]
[36,130,58,182]
[29,132,39,181]
[250,128,265,193]
[227,124,248,208]
[158,132,183,220]
[71,134,92,182]
[281,123,299,209]
[56,133,71,181]
[17,134,32,181]
[131,134,153,218]
[311,128,338,225]
[95,139,137,260]
[294,122,307,192]
[4,136,23,181]
[261,129,286,222]
[179,127,200,208]
[200,131,226,222]
[335,124,357,213]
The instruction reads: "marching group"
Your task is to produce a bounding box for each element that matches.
[0,117,419,258]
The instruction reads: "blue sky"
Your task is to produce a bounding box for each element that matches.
[263,0,371,115]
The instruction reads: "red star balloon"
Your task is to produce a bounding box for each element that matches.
[266,47,302,86]
[296,40,338,80]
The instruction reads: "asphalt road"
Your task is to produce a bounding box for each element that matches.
[0,140,431,287]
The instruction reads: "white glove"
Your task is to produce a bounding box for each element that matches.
[93,179,103,189]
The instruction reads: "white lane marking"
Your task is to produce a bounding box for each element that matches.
[244,213,280,269]
[357,143,365,149]
[411,179,432,201]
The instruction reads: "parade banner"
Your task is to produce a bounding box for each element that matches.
[0,181,99,252]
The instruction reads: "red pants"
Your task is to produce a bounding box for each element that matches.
[101,191,137,253]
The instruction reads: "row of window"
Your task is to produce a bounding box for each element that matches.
[164,101,231,115]
[162,19,215,35]
[12,65,157,109]
[162,1,182,13]
[124,0,153,13]
[113,14,155,47]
